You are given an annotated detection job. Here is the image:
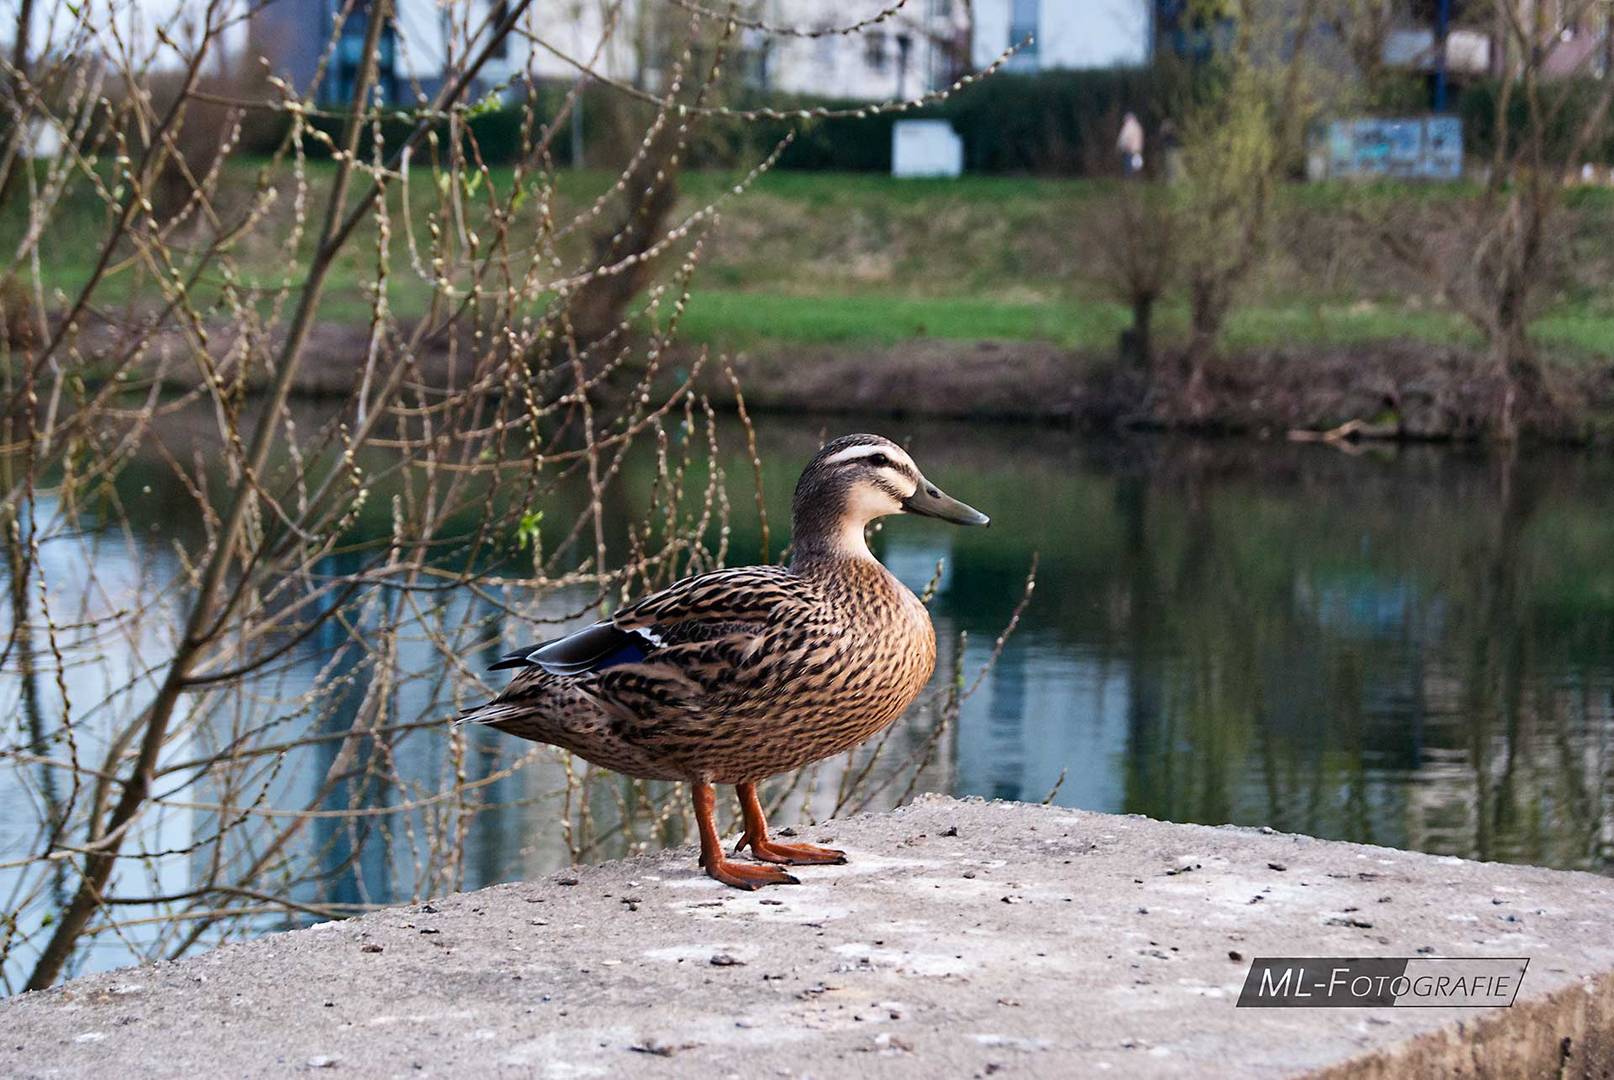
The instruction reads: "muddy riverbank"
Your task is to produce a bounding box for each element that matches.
[717,338,1614,444]
[66,314,1614,444]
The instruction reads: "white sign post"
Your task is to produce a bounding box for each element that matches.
[892,120,963,178]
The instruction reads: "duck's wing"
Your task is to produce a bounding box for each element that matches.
[489,620,649,676]
[488,565,812,680]
[613,565,807,633]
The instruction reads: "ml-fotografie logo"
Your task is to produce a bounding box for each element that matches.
[1236,957,1528,1008]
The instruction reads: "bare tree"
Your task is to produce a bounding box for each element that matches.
[1368,0,1614,439]
[1169,0,1326,415]
[1088,181,1176,374]
[0,0,1024,992]
[1321,0,1398,90]
[0,0,35,199]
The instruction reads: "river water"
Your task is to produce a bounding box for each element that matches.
[4,407,1613,986]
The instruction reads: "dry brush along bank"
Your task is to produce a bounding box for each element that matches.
[47,315,1614,445]
[0,0,1024,994]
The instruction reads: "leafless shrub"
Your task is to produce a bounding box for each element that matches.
[1168,0,1330,413]
[1359,0,1614,440]
[0,0,1023,992]
[1087,183,1177,374]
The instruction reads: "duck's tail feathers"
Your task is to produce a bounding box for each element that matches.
[456,702,523,727]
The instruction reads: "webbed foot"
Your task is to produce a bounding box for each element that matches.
[733,781,848,866]
[703,857,800,890]
[739,838,847,866]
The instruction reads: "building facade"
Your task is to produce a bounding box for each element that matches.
[748,0,969,102]
[246,0,1145,107]
[971,0,1153,73]
[248,0,643,105]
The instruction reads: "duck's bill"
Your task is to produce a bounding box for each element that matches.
[903,482,990,527]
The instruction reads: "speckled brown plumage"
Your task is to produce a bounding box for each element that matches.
[459,433,988,888]
[474,557,934,783]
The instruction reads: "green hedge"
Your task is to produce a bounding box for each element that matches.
[236,67,1614,177]
[747,68,1193,174]
[1457,77,1614,164]
[241,69,1203,175]
[242,83,655,167]
[761,72,1614,175]
[940,67,1186,173]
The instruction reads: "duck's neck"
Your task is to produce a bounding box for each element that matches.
[790,504,880,572]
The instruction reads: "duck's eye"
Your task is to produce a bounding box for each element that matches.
[868,453,890,468]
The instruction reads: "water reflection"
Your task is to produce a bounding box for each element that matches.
[4,406,1613,985]
[922,434,1614,876]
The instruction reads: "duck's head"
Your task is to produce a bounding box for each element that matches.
[792,434,989,563]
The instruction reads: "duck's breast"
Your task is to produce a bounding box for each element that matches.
[811,558,936,734]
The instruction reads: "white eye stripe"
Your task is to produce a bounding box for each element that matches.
[821,443,916,472]
[820,444,887,466]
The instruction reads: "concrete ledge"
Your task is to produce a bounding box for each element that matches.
[5,796,1613,1078]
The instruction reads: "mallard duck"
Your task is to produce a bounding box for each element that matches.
[462,434,989,889]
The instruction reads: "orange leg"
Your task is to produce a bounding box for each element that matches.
[692,782,798,890]
[734,781,847,866]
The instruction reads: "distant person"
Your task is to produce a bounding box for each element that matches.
[1159,118,1184,184]
[1117,112,1144,177]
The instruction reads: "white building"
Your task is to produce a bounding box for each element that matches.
[745,0,969,102]
[8,0,1152,109]
[972,0,1153,72]
[242,0,969,105]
